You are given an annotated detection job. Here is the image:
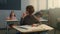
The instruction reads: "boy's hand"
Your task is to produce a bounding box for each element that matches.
[21,12,28,18]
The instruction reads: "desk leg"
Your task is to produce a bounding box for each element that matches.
[21,33,26,34]
[54,29,56,34]
[6,22,9,34]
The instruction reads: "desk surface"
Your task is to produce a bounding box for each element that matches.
[13,24,54,33]
[6,19,19,21]
[39,18,48,21]
[6,18,47,22]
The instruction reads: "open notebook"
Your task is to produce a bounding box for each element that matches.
[15,24,53,30]
[16,25,32,30]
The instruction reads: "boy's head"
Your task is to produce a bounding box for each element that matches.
[26,5,34,15]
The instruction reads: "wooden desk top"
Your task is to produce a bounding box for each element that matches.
[12,24,54,33]
[39,18,48,21]
[5,19,19,22]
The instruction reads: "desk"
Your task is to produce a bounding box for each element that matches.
[5,19,19,34]
[13,24,54,34]
[39,18,48,22]
[39,18,48,24]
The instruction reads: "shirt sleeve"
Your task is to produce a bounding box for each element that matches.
[20,18,24,25]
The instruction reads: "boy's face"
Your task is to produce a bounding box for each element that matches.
[26,11,29,15]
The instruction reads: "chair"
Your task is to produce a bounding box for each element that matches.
[54,18,60,34]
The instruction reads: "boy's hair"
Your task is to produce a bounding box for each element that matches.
[26,5,34,15]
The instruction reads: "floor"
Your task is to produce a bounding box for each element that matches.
[0,29,60,34]
[0,29,17,34]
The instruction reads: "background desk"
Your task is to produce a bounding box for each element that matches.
[5,20,19,34]
[39,18,48,24]
[40,18,48,21]
[13,24,54,33]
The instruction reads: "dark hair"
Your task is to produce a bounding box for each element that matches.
[34,11,43,17]
[26,5,34,15]
[10,11,16,18]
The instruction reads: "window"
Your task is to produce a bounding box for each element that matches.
[0,0,21,10]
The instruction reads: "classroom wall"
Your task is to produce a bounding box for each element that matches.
[0,0,30,28]
[48,0,60,27]
[49,8,60,27]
